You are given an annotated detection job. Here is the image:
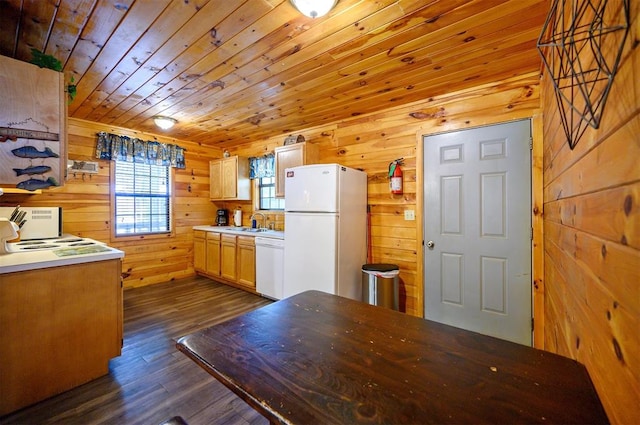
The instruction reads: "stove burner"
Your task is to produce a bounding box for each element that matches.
[55,238,84,243]
[7,236,105,254]
[69,242,95,247]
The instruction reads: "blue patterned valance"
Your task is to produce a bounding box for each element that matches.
[95,132,186,169]
[249,153,275,179]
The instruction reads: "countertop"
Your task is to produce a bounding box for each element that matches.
[0,240,124,274]
[193,225,284,240]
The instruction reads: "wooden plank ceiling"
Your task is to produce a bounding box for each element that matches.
[0,0,549,147]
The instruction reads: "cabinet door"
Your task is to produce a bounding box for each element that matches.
[193,231,206,272]
[209,156,250,200]
[274,143,318,198]
[0,259,121,415]
[221,157,237,199]
[209,160,222,200]
[237,236,255,289]
[0,56,67,189]
[206,232,221,276]
[275,144,304,198]
[220,234,237,281]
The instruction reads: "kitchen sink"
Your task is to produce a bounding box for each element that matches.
[194,226,284,239]
[240,227,269,233]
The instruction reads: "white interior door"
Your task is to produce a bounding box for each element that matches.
[423,120,532,345]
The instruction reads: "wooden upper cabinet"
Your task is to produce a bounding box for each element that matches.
[209,160,222,199]
[221,158,237,198]
[274,142,319,198]
[209,156,250,200]
[0,56,67,190]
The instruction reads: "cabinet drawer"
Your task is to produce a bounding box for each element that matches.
[221,234,237,244]
[237,235,255,246]
[194,230,206,239]
[206,232,221,241]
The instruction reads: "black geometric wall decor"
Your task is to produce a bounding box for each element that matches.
[536,0,630,150]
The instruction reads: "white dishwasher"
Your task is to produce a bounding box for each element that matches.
[255,237,284,300]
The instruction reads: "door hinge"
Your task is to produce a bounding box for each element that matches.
[531,318,535,331]
[529,137,533,150]
[531,227,534,241]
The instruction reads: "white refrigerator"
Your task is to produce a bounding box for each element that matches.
[283,163,367,301]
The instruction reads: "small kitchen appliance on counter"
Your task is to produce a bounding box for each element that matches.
[216,208,229,226]
[0,206,62,240]
[233,207,243,227]
[0,218,19,255]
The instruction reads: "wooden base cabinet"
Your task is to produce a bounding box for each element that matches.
[195,230,222,276]
[194,230,206,272]
[0,259,123,416]
[236,236,255,289]
[206,232,221,276]
[194,231,256,292]
[221,234,238,281]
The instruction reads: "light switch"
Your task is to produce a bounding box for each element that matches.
[404,210,415,220]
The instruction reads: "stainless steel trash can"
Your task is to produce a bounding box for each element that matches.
[361,263,399,310]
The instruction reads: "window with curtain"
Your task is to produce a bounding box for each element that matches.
[250,154,284,210]
[258,177,284,210]
[96,131,182,237]
[114,161,171,236]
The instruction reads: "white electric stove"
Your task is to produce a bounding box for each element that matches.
[6,236,106,253]
[1,234,123,274]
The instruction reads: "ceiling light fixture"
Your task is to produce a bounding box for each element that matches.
[153,116,177,130]
[290,0,337,18]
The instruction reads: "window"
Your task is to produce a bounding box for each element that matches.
[258,177,284,210]
[114,162,171,236]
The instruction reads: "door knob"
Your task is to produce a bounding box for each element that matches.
[426,240,435,249]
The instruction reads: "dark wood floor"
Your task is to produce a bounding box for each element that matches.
[1,276,272,425]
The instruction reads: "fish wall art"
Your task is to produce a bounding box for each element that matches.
[11,146,59,158]
[4,145,61,189]
[1,56,66,190]
[16,177,59,191]
[13,165,52,176]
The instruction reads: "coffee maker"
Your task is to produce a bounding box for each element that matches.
[215,209,228,226]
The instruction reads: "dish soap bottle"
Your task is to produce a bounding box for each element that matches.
[233,207,242,227]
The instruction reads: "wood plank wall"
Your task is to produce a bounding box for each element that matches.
[0,27,634,420]
[0,118,220,288]
[0,72,542,320]
[222,72,543,320]
[540,2,640,422]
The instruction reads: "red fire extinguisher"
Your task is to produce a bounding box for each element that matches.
[388,158,403,194]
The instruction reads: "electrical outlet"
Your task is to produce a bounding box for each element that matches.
[404,210,415,220]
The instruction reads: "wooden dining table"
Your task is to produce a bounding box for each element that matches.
[176,290,607,424]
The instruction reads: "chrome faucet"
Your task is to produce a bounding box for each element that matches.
[249,212,267,229]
